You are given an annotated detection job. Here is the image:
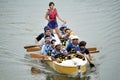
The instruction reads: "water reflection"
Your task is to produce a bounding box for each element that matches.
[31,67,41,74]
[30,66,91,80]
[46,73,90,80]
[0,0,120,79]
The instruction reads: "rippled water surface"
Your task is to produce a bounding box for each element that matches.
[0,0,120,80]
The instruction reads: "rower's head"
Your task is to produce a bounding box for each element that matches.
[51,39,56,47]
[65,28,71,34]
[79,41,86,48]
[55,42,61,50]
[60,26,67,33]
[44,35,51,43]
[49,2,55,9]
[71,35,79,45]
[44,26,51,35]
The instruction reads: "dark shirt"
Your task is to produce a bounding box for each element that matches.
[66,43,79,53]
[75,47,89,55]
[36,33,44,41]
[36,33,54,41]
[51,48,67,58]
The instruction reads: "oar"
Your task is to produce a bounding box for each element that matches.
[29,53,52,61]
[26,47,41,52]
[24,45,97,51]
[25,46,99,52]
[87,47,97,51]
[30,53,45,58]
[24,45,38,49]
[89,50,99,53]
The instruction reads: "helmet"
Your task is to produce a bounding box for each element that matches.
[44,26,50,31]
[55,42,61,47]
[71,35,79,40]
[60,24,67,31]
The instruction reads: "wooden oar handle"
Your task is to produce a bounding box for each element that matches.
[26,47,41,52]
[90,50,99,53]
[30,53,45,58]
[87,47,97,51]
[24,45,37,49]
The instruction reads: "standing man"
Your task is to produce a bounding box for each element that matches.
[45,2,66,38]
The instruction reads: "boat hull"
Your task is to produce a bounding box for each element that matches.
[46,57,87,75]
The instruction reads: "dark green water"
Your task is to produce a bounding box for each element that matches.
[0,0,120,80]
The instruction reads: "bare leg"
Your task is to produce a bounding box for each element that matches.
[50,28,53,34]
[55,27,61,38]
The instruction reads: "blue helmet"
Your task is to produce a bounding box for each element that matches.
[44,26,50,31]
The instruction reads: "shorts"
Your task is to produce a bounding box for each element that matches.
[47,20,58,29]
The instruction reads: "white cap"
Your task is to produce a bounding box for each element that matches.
[71,35,79,40]
[69,35,74,39]
[55,42,61,46]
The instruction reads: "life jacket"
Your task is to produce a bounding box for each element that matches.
[47,46,54,56]
[60,32,69,46]
[75,48,86,60]
[44,42,51,55]
[69,44,77,54]
[53,49,66,59]
[79,48,86,54]
[48,8,57,20]
[60,38,66,46]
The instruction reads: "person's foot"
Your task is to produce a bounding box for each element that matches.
[90,63,95,68]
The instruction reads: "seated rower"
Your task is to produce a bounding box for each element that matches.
[66,35,79,54]
[60,28,72,46]
[35,26,54,46]
[60,26,72,46]
[59,26,67,36]
[47,39,56,56]
[51,42,68,61]
[76,41,95,68]
[41,35,51,55]
[66,36,84,57]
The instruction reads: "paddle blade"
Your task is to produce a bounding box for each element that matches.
[90,50,100,53]
[30,53,44,58]
[24,45,37,49]
[26,47,41,52]
[87,47,97,51]
[29,53,51,61]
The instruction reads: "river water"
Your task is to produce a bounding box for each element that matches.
[0,0,120,80]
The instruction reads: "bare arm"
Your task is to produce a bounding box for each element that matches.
[56,13,66,24]
[61,33,69,38]
[88,54,92,61]
[45,11,50,21]
[76,51,85,58]
[61,30,71,38]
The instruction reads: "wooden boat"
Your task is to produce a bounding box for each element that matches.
[29,53,88,75]
[24,33,99,75]
[46,56,88,75]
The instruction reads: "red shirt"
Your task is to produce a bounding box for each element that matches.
[48,8,57,20]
